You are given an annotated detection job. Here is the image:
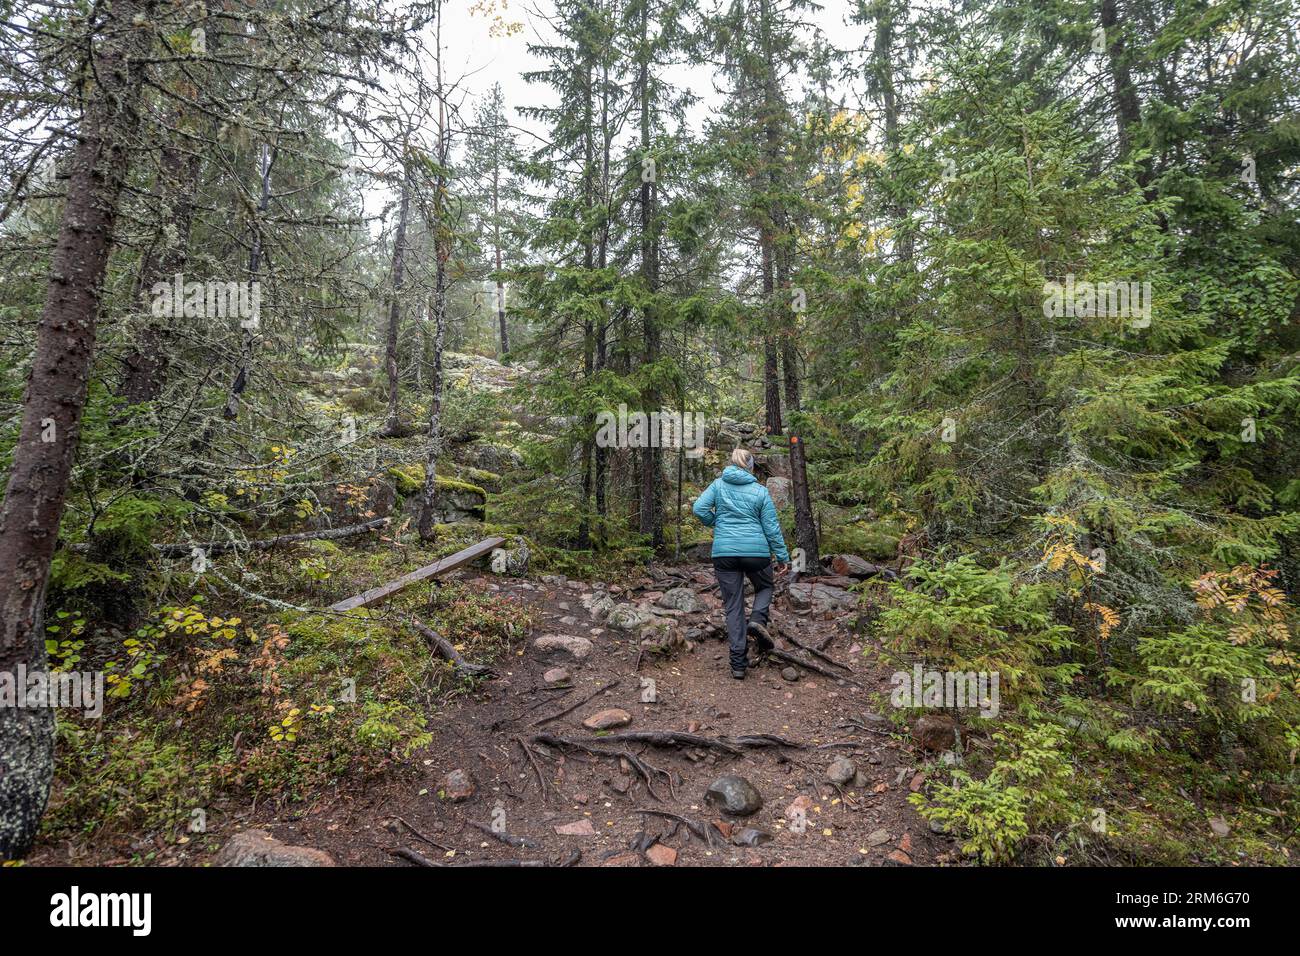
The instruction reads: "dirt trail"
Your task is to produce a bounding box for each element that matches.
[257,568,950,867]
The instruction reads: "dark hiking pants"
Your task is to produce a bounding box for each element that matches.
[713,556,774,672]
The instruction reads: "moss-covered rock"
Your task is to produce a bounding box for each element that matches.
[387,463,487,500]
[820,516,904,561]
[387,463,487,523]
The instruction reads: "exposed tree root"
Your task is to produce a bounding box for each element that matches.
[531,679,621,727]
[513,734,552,803]
[468,820,540,849]
[768,647,862,686]
[391,847,546,867]
[407,615,494,679]
[783,631,852,671]
[632,807,726,847]
[392,816,452,852]
[725,733,807,749]
[548,730,743,754]
[531,733,674,801]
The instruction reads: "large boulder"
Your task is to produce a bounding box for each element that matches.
[534,635,594,660]
[787,582,858,614]
[442,351,518,393]
[214,830,336,867]
[581,590,618,622]
[766,477,792,509]
[462,441,523,474]
[607,604,654,632]
[391,466,487,523]
[312,477,396,528]
[657,587,699,613]
[753,452,791,480]
[912,714,957,752]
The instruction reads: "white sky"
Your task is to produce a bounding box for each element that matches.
[439,0,875,153]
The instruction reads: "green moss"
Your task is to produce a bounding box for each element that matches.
[386,463,486,499]
[386,464,423,495]
[820,516,905,560]
[436,475,487,498]
[446,463,501,489]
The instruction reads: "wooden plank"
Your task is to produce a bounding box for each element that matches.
[328,536,506,612]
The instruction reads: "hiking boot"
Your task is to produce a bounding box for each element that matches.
[747,621,775,653]
[731,668,746,680]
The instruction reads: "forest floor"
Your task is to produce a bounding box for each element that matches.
[232,566,947,868]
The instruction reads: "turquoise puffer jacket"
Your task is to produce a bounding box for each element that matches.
[691,465,790,562]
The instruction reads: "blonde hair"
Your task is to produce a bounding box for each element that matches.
[730,447,756,471]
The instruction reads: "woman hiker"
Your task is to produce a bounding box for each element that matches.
[691,448,790,679]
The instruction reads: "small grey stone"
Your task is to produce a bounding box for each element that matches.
[534,634,594,660]
[704,775,763,817]
[731,827,773,847]
[440,768,476,802]
[827,757,857,786]
[214,830,336,867]
[582,708,632,730]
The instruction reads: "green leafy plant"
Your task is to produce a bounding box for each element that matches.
[877,555,1079,704]
[911,724,1076,864]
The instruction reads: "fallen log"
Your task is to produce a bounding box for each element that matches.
[329,535,505,611]
[407,615,493,679]
[70,517,391,558]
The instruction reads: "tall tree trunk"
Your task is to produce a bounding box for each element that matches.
[762,0,815,563]
[1100,0,1146,183]
[761,233,783,434]
[418,9,451,541]
[223,140,274,420]
[871,0,914,267]
[578,47,596,548]
[381,162,413,436]
[495,273,507,355]
[778,251,818,566]
[0,0,155,859]
[120,1,219,403]
[417,286,447,540]
[493,165,508,355]
[636,0,663,550]
[758,0,784,437]
[593,30,613,533]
